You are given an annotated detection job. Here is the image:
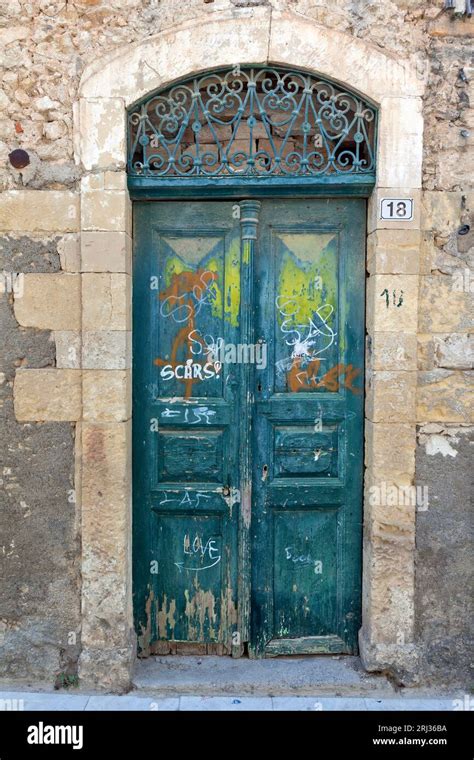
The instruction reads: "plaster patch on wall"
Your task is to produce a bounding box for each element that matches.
[424,433,459,457]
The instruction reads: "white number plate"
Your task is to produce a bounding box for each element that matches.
[380,198,414,221]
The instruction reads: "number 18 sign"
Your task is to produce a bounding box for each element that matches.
[380,198,414,221]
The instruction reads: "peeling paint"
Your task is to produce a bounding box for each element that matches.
[156,594,177,639]
[184,588,217,641]
[138,587,154,655]
[241,483,251,529]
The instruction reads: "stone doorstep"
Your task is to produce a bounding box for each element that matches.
[131,655,395,697]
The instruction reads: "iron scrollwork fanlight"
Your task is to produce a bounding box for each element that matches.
[128,66,377,179]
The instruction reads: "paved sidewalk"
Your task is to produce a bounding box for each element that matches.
[0,691,460,711]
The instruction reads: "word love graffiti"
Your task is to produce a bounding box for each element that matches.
[175,533,222,572]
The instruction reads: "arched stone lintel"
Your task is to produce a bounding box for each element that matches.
[79,9,425,107]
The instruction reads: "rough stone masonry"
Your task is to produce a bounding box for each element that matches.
[0,0,472,691]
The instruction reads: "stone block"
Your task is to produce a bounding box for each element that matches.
[104,171,127,191]
[81,231,131,273]
[81,420,131,557]
[377,97,423,188]
[368,188,421,234]
[364,470,418,529]
[14,273,80,330]
[366,370,416,423]
[417,370,473,423]
[367,229,421,275]
[83,370,131,422]
[14,369,81,421]
[82,331,131,369]
[78,98,126,171]
[54,331,81,369]
[434,333,474,370]
[368,332,417,371]
[80,420,132,651]
[361,534,415,649]
[366,274,419,333]
[421,191,471,235]
[0,191,79,233]
[81,186,131,234]
[78,645,135,694]
[57,234,80,272]
[418,274,471,333]
[418,333,474,371]
[198,124,233,143]
[365,421,416,480]
[82,273,130,331]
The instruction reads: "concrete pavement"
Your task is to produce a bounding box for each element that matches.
[0,690,462,711]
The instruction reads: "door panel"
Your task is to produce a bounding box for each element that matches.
[133,202,242,653]
[133,198,365,657]
[251,200,365,655]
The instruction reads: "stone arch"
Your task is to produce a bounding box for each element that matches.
[75,7,424,691]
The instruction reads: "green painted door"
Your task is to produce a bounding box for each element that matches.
[251,200,365,656]
[133,198,365,656]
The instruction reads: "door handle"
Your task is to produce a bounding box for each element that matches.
[222,485,231,497]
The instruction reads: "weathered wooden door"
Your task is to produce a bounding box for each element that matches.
[133,198,365,656]
[250,200,365,656]
[133,201,243,654]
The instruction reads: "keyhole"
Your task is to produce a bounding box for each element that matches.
[262,464,268,482]
[257,382,262,392]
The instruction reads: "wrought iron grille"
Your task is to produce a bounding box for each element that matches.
[128,66,377,179]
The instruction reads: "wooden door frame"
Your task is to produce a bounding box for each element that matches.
[74,11,424,691]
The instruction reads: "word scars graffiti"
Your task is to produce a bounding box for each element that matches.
[159,358,220,382]
[154,268,221,398]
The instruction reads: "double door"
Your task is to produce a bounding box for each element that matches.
[133,198,365,656]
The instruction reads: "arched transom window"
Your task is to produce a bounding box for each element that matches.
[128,66,377,179]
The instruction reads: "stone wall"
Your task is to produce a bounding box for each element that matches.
[0,0,472,688]
[0,233,80,684]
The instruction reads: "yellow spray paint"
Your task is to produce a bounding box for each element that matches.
[276,234,338,329]
[223,235,241,327]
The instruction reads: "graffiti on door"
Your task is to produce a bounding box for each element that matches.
[154,266,222,398]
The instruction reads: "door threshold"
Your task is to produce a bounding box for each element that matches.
[132,654,393,697]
